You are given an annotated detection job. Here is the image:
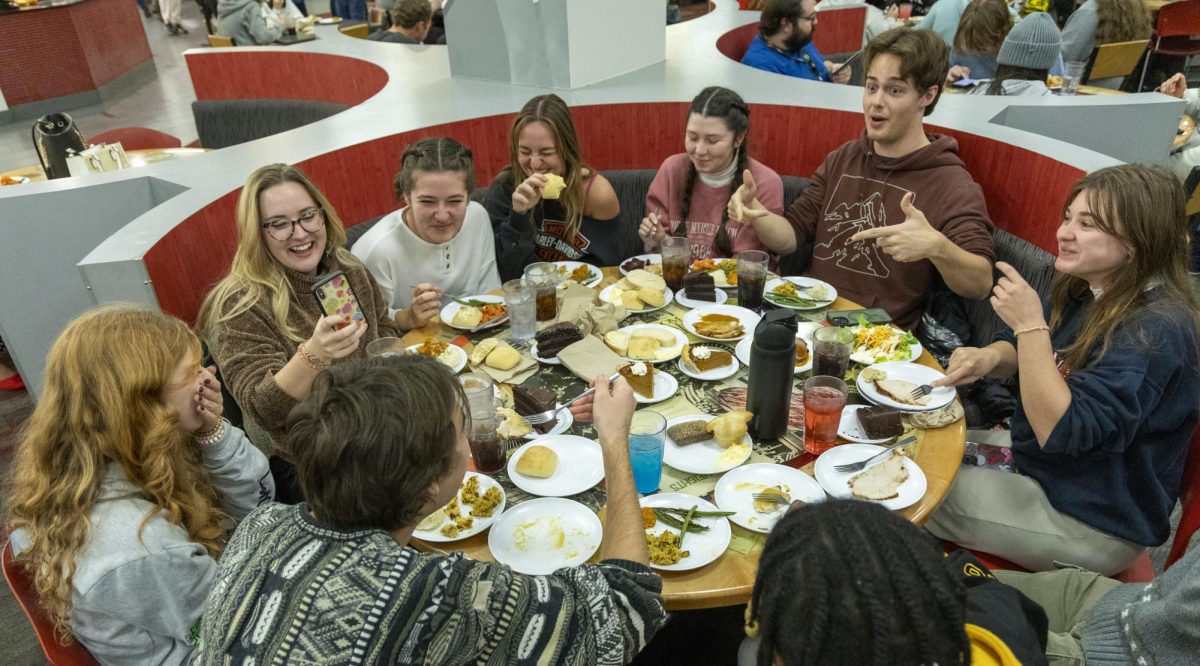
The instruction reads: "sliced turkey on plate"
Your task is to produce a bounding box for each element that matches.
[874,379,929,406]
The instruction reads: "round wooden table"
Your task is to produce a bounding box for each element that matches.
[407,268,965,611]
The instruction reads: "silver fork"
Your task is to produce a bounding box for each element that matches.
[833,435,917,474]
[910,384,934,400]
[751,492,790,507]
[522,372,620,425]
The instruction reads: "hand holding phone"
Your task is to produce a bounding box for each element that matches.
[312,272,364,330]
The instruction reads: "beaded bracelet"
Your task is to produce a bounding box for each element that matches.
[194,419,226,446]
[297,341,331,369]
[1014,325,1050,337]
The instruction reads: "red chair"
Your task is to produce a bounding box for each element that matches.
[86,127,182,152]
[2,541,100,666]
[715,22,759,62]
[1138,0,1200,91]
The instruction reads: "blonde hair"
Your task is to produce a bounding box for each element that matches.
[505,95,590,242]
[5,305,227,639]
[198,164,358,344]
[1050,164,1200,371]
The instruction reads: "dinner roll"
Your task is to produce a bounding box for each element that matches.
[516,445,558,478]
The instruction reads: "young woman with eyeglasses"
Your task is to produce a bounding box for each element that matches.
[198,164,408,503]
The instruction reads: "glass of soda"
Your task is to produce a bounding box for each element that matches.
[803,375,847,455]
[503,279,537,340]
[736,250,769,310]
[523,262,560,322]
[812,325,853,379]
[660,236,690,291]
[628,410,667,494]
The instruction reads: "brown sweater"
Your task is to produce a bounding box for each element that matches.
[785,132,995,329]
[212,258,401,454]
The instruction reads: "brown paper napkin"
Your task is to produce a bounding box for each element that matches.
[549,281,627,336]
[557,334,626,382]
[473,352,538,385]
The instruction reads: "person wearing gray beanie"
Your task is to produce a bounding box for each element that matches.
[968,12,1062,96]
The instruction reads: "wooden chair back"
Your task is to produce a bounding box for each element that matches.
[2,541,100,666]
[340,23,370,39]
[368,6,386,26]
[207,34,234,47]
[1085,39,1150,82]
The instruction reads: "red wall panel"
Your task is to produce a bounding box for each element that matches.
[146,103,1081,323]
[812,7,866,55]
[185,51,388,105]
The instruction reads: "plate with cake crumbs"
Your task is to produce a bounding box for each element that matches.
[488,497,601,575]
[640,494,732,572]
[413,472,507,543]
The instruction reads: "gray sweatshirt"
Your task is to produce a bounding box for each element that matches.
[216,0,284,46]
[10,422,274,666]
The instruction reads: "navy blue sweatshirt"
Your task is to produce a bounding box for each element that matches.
[997,288,1199,546]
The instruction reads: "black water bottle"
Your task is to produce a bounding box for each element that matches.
[747,309,798,440]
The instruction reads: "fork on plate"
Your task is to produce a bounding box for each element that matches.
[833,435,918,474]
[751,492,791,507]
[910,384,934,400]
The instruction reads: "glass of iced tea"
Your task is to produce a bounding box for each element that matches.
[523,262,560,322]
[803,375,847,455]
[812,325,853,379]
[736,250,769,310]
[660,236,690,291]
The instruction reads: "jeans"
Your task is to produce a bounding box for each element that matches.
[330,0,365,20]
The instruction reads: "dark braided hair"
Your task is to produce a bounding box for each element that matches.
[675,86,750,258]
[393,137,475,201]
[748,500,970,666]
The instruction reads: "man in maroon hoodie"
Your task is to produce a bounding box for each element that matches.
[733,27,995,330]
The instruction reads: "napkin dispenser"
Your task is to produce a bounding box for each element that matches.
[746,309,798,440]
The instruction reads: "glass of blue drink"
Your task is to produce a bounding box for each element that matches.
[628,410,667,494]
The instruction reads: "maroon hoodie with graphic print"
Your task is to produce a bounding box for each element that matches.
[784,131,995,330]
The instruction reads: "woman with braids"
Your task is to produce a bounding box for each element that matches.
[6,305,273,664]
[352,137,500,311]
[484,94,621,282]
[1060,0,1152,88]
[199,164,414,503]
[927,164,1200,575]
[638,86,787,263]
[741,501,1047,666]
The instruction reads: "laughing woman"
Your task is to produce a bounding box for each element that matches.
[926,164,1200,575]
[6,305,273,664]
[198,164,422,502]
[484,94,621,281]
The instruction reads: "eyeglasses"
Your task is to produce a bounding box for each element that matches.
[261,207,325,241]
[797,12,817,23]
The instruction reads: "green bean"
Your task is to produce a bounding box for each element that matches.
[678,506,698,548]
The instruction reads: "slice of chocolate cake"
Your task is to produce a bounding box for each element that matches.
[683,271,717,302]
[534,322,583,358]
[857,406,903,440]
[512,385,558,434]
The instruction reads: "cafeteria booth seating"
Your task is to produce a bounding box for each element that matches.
[0,0,1186,396]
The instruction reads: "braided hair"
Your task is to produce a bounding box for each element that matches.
[675,86,750,258]
[393,137,475,202]
[748,500,970,666]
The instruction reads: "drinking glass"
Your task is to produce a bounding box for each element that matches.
[458,374,504,473]
[812,325,853,379]
[523,262,560,322]
[628,410,667,494]
[365,336,406,357]
[803,375,847,455]
[735,250,769,310]
[503,279,537,340]
[898,2,913,20]
[660,236,690,291]
[1062,62,1086,96]
[457,371,494,417]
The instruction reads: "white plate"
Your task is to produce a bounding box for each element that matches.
[856,362,955,413]
[662,415,752,474]
[734,321,818,375]
[640,493,732,572]
[553,261,603,287]
[440,295,507,331]
[523,406,574,440]
[682,305,761,342]
[599,284,674,314]
[837,405,896,444]
[488,498,601,575]
[714,463,827,534]
[529,341,563,365]
[762,276,837,310]
[316,16,342,24]
[813,443,928,511]
[405,343,467,374]
[675,286,728,310]
[507,435,604,497]
[676,345,739,381]
[412,472,507,542]
[848,324,923,365]
[633,371,678,405]
[614,323,688,364]
[619,253,662,276]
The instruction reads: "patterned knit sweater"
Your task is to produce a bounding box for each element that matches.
[197,503,667,665]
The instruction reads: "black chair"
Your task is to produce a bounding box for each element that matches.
[191,99,350,149]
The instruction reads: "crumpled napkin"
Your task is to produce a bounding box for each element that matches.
[471,352,538,385]
[557,334,626,382]
[552,281,627,335]
[905,401,965,429]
